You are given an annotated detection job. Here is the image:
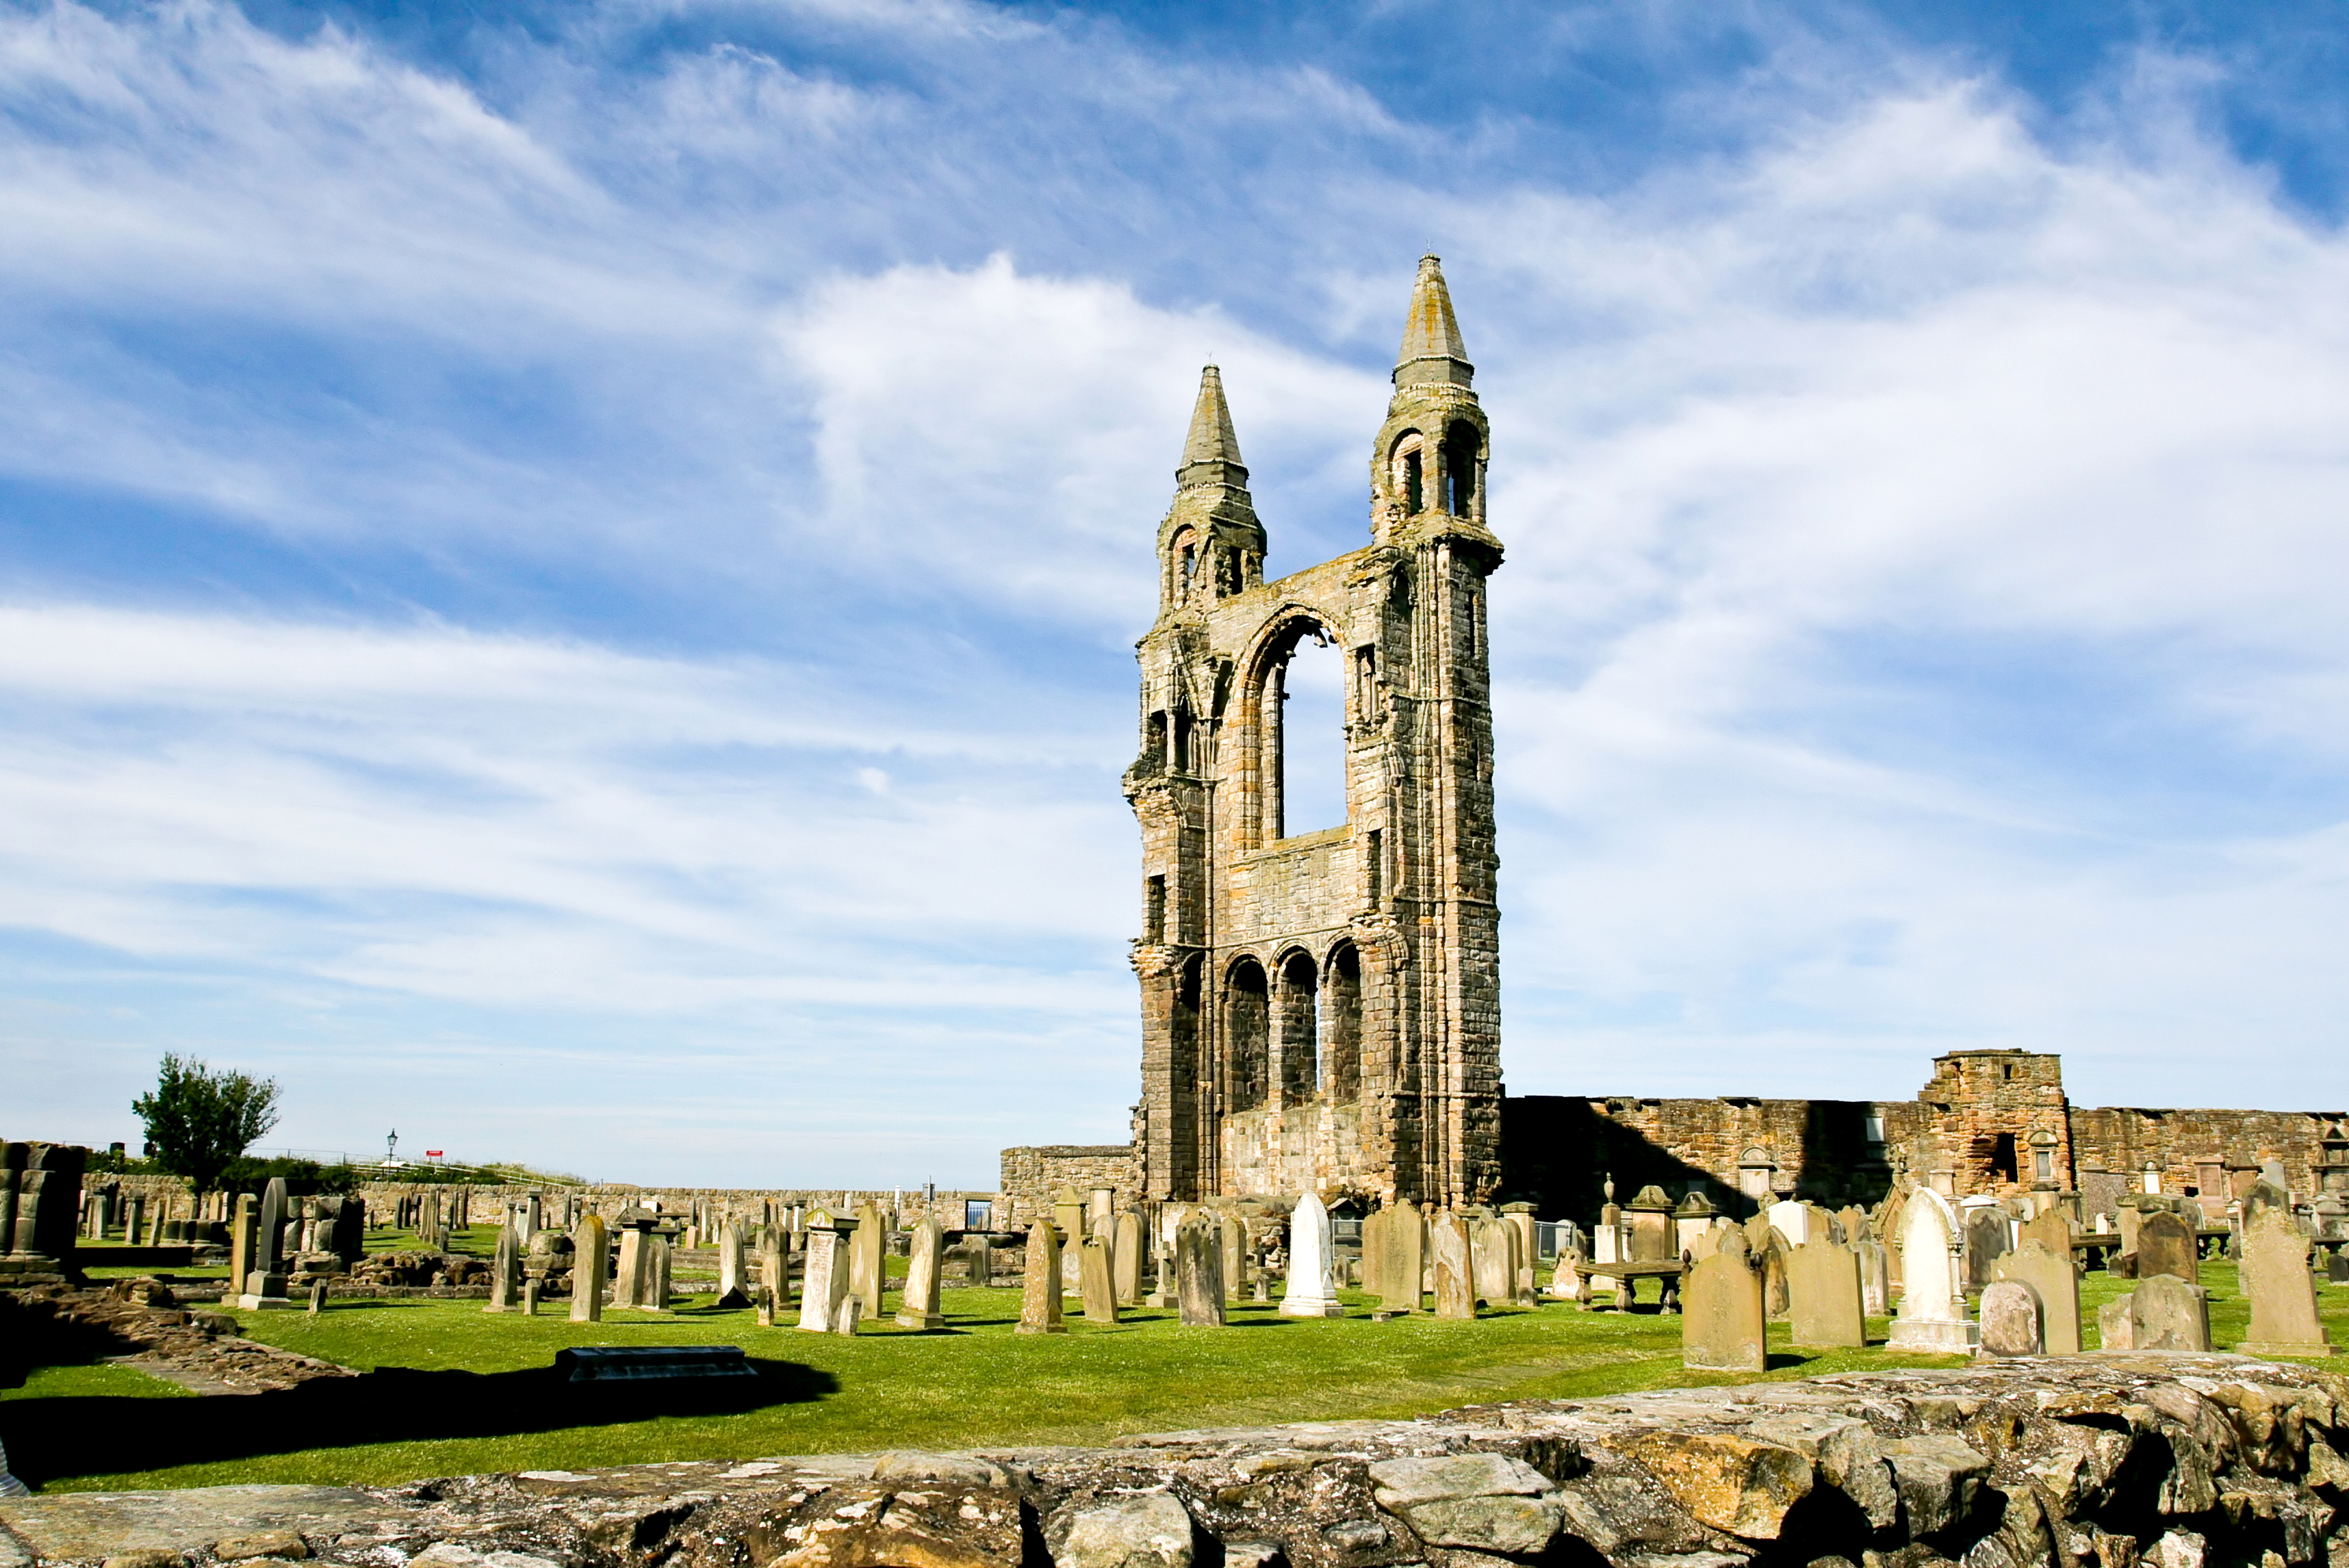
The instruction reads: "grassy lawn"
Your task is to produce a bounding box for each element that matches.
[8,1252,2339,1495]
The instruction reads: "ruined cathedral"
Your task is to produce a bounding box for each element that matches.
[1125,257,1502,1211]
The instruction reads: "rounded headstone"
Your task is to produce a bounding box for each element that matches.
[1977,1280,2043,1357]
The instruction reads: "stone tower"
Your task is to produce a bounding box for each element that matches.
[1126,257,1503,1209]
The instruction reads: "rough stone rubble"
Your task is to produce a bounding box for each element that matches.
[7,1356,2347,1568]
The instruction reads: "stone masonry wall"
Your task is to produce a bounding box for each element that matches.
[10,1355,2346,1568]
[997,1146,1143,1229]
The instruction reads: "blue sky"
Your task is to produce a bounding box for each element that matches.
[3,0,2347,1186]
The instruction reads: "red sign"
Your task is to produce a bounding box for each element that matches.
[425,1150,444,1158]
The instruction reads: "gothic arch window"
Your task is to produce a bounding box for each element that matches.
[1323,940,1362,1102]
[1441,421,1480,515]
[1166,528,1198,603]
[1391,432,1425,514]
[1248,615,1347,843]
[1274,949,1318,1105]
[1225,957,1269,1114]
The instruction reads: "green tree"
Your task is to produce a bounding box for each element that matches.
[131,1054,281,1198]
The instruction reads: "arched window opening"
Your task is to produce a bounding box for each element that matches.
[1172,705,1194,773]
[1442,422,1479,514]
[1143,710,1167,775]
[1275,951,1318,1105]
[1402,449,1424,513]
[1270,627,1346,837]
[1226,959,1269,1114]
[1987,1133,2019,1184]
[1324,942,1361,1102]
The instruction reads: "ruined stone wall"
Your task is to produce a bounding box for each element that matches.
[14,1357,2344,1568]
[1503,1095,1891,1220]
[2066,1107,2345,1204]
[997,1145,1142,1229]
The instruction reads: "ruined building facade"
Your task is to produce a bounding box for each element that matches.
[1125,257,1503,1209]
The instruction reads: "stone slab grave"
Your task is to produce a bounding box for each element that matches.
[1785,1239,1864,1348]
[2097,1272,2213,1352]
[553,1346,758,1383]
[1888,1187,1977,1352]
[1679,1228,1764,1372]
[1975,1280,2042,1357]
[2135,1210,2199,1285]
[1992,1238,2082,1355]
[10,1357,2348,1568]
[2237,1205,2334,1357]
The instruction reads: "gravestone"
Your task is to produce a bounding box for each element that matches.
[1079,1235,1118,1324]
[1221,1214,1248,1302]
[1964,1207,2010,1292]
[2136,1211,2199,1285]
[716,1221,749,1309]
[2116,1203,2143,1260]
[850,1202,886,1317]
[1376,1200,1423,1313]
[1765,1200,1810,1246]
[1682,1230,1765,1372]
[2237,1207,2333,1357]
[1114,1210,1144,1304]
[484,1221,521,1313]
[1857,1236,1890,1316]
[1431,1209,1475,1319]
[1888,1187,1977,1352]
[126,1195,146,1246]
[797,1213,852,1333]
[613,1220,652,1310]
[2331,1252,2349,1285]
[1017,1221,1066,1334]
[1993,1239,2081,1355]
[2242,1178,2292,1239]
[1787,1239,1865,1348]
[1472,1216,1514,1304]
[834,1296,863,1335]
[1758,1228,1793,1320]
[1177,1213,1224,1326]
[570,1214,608,1323]
[228,1194,257,1296]
[894,1218,945,1328]
[759,1229,791,1309]
[2128,1273,2212,1351]
[522,1279,541,1316]
[241,1179,292,1309]
[1977,1280,2043,1357]
[2020,1206,2070,1259]
[1281,1191,1345,1318]
[647,1233,673,1311]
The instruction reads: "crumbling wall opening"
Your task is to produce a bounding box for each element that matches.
[1324,941,1361,1101]
[1226,957,1268,1114]
[1442,420,1479,514]
[1275,950,1318,1105]
[1270,625,1346,838]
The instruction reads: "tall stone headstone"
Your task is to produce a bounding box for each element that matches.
[1765,1200,1810,1247]
[613,1225,651,1310]
[1176,1213,1224,1326]
[1017,1221,1066,1335]
[1758,1228,1793,1320]
[2116,1203,2143,1259]
[896,1218,945,1330]
[1079,1235,1119,1324]
[241,1179,292,1308]
[1113,1210,1144,1305]
[1787,1239,1865,1348]
[1682,1230,1766,1372]
[228,1193,257,1296]
[1220,1214,1248,1303]
[1964,1207,2011,1292]
[1376,1200,1423,1313]
[1993,1239,2081,1355]
[569,1214,607,1323]
[2243,1177,2292,1236]
[798,1213,852,1333]
[760,1227,793,1309]
[850,1202,887,1316]
[2137,1211,2199,1285]
[2237,1207,2333,1357]
[2127,1272,2212,1351]
[1281,1192,1345,1318]
[647,1233,673,1311]
[2019,1206,2070,1259]
[716,1220,749,1308]
[1977,1280,2044,1357]
[1888,1187,1977,1352]
[1431,1209,1475,1319]
[484,1220,521,1313]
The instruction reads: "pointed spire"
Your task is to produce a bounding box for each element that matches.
[1394,255,1473,389]
[1177,363,1248,488]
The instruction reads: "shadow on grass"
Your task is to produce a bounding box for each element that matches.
[2,1357,836,1489]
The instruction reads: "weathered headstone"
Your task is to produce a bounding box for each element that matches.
[759,1229,791,1309]
[613,1224,651,1310]
[1758,1228,1793,1320]
[1221,1214,1248,1302]
[2019,1206,2070,1259]
[1963,1207,2011,1291]
[1992,1239,2081,1355]
[2237,1206,2333,1357]
[484,1220,521,1313]
[716,1220,749,1309]
[1431,1209,1475,1319]
[1787,1239,1865,1348]
[893,1218,945,1329]
[834,1295,863,1335]
[241,1179,292,1308]
[1765,1199,1810,1246]
[228,1193,257,1296]
[1176,1213,1224,1326]
[1888,1187,1977,1352]
[850,1202,886,1317]
[1857,1236,1890,1316]
[1281,1192,1345,1318]
[1682,1230,1765,1372]
[1113,1210,1144,1305]
[1376,1199,1423,1313]
[2243,1177,2292,1237]
[1018,1221,1066,1335]
[522,1279,541,1316]
[570,1214,607,1323]
[2128,1272,2212,1351]
[2330,1252,2349,1285]
[1471,1215,1514,1304]
[2136,1211,2198,1285]
[1079,1235,1119,1324]
[1977,1281,2042,1357]
[797,1213,851,1333]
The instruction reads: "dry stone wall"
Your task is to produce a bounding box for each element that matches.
[7,1356,2347,1568]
